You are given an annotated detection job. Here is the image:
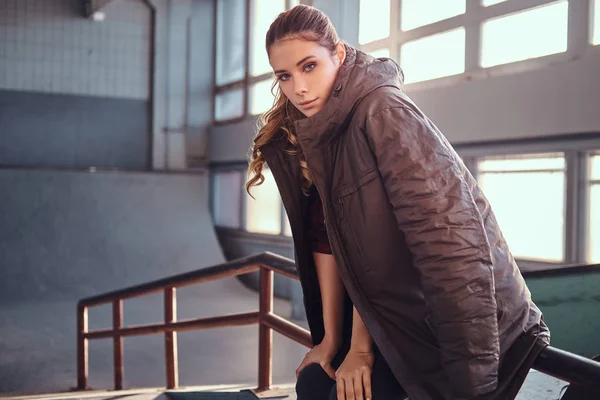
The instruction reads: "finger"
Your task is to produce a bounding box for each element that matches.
[362,369,372,400]
[337,376,345,400]
[345,377,356,400]
[322,362,336,380]
[354,373,364,400]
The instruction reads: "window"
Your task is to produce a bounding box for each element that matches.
[213,0,294,122]
[594,0,600,45]
[283,214,293,237]
[482,0,506,6]
[401,0,465,31]
[400,28,465,83]
[245,169,282,234]
[359,0,391,44]
[481,2,568,68]
[589,154,600,263]
[251,0,286,76]
[369,48,391,58]
[250,79,276,116]
[477,153,566,262]
[216,0,247,86]
[215,89,244,121]
[213,171,243,228]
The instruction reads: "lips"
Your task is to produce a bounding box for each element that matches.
[299,99,317,107]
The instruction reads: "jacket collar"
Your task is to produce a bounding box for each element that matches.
[293,44,403,151]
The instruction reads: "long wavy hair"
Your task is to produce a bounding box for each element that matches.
[245,5,340,198]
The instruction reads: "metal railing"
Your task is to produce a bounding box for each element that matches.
[77,252,311,392]
[77,252,600,393]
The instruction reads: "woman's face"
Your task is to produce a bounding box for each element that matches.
[269,39,345,118]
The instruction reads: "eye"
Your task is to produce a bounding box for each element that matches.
[277,73,291,82]
[304,63,316,72]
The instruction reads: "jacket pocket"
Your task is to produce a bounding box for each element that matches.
[335,168,380,275]
[334,167,379,198]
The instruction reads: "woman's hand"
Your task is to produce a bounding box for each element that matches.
[296,337,340,380]
[335,349,375,400]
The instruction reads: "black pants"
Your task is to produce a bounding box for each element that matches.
[295,345,408,400]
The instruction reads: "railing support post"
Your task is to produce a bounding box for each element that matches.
[165,287,179,389]
[77,304,89,390]
[258,267,274,391]
[113,299,124,390]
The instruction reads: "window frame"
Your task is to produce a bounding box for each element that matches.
[212,0,298,125]
[456,133,600,271]
[211,163,293,239]
[359,0,595,90]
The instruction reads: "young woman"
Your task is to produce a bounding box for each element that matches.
[246,5,550,400]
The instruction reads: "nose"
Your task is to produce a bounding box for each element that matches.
[294,77,308,96]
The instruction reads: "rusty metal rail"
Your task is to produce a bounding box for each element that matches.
[77,253,600,394]
[76,252,311,392]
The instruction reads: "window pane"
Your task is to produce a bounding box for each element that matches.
[369,48,391,58]
[478,154,566,262]
[283,213,292,237]
[400,28,465,84]
[246,169,282,235]
[216,0,247,86]
[250,79,276,115]
[591,154,600,180]
[213,171,242,228]
[251,0,286,76]
[589,184,600,263]
[482,0,506,6]
[401,0,465,31]
[481,2,568,68]
[595,0,600,45]
[215,89,244,121]
[359,0,391,44]
[479,154,565,172]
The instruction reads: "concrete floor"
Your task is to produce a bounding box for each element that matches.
[0,370,569,400]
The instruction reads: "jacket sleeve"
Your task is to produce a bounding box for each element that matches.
[364,105,500,397]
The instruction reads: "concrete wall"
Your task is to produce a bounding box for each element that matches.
[0,169,219,302]
[0,0,214,170]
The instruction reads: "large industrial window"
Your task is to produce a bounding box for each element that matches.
[400,0,465,31]
[400,28,465,84]
[589,153,600,263]
[358,0,585,87]
[358,0,391,45]
[213,0,297,123]
[477,153,566,262]
[245,169,282,235]
[480,1,569,68]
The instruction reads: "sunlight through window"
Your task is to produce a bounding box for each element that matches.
[594,0,600,45]
[369,48,391,58]
[481,1,568,68]
[589,154,600,263]
[246,169,282,235]
[482,0,506,6]
[359,0,391,44]
[401,0,465,31]
[250,79,276,115]
[400,28,465,84]
[251,0,286,76]
[478,154,566,262]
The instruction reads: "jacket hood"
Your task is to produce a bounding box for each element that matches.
[293,44,404,148]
